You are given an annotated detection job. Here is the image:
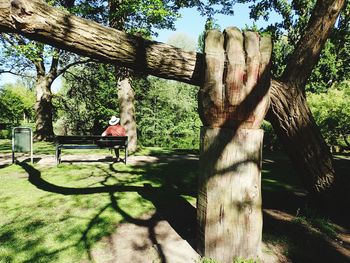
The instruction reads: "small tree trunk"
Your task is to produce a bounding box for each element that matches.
[117,77,137,153]
[34,76,54,141]
[197,28,271,262]
[109,1,138,153]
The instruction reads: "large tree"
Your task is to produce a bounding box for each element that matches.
[0,0,89,141]
[0,0,346,194]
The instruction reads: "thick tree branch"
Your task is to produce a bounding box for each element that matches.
[0,0,346,90]
[0,0,203,85]
[281,0,346,90]
[267,0,346,194]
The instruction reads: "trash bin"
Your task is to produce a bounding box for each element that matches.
[12,127,33,163]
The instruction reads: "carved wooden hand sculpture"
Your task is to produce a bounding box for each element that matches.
[199,27,272,129]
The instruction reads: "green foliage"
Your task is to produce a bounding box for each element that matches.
[0,83,35,126]
[307,40,342,93]
[261,121,281,151]
[55,63,119,135]
[134,77,201,148]
[197,257,259,263]
[109,0,180,36]
[0,83,35,139]
[307,82,350,150]
[56,63,201,148]
[237,0,349,93]
[197,257,220,263]
[270,35,293,78]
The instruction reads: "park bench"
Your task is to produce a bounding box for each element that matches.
[55,135,128,164]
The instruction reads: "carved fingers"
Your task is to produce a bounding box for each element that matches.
[199,27,272,129]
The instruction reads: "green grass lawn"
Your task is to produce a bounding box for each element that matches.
[0,141,348,262]
[1,164,153,262]
[0,142,199,262]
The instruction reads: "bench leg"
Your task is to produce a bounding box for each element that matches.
[55,146,58,164]
[113,148,120,162]
[56,147,61,165]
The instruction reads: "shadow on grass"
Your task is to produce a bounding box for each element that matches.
[17,150,350,263]
[18,160,197,263]
[0,163,10,169]
[263,209,350,263]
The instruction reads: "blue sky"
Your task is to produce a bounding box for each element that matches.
[0,4,281,90]
[155,3,281,43]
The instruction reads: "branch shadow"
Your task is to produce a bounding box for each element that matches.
[263,209,350,263]
[18,161,197,262]
[16,149,350,263]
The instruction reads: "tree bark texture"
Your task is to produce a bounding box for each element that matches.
[197,29,271,262]
[0,0,346,195]
[0,0,202,85]
[269,80,335,193]
[110,1,138,154]
[266,0,346,194]
[198,127,263,262]
[281,0,346,89]
[34,75,54,141]
[117,77,138,153]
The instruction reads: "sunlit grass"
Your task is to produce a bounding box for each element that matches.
[0,162,158,262]
[0,147,199,262]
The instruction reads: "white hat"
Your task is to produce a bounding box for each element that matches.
[109,116,120,125]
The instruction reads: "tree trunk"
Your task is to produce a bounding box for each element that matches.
[0,0,346,195]
[268,80,335,193]
[267,0,346,195]
[198,127,263,262]
[34,76,54,141]
[117,77,138,153]
[109,1,138,153]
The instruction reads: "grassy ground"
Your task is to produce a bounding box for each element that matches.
[0,140,349,262]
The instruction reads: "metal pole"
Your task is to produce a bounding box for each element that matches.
[30,128,33,163]
[12,128,15,164]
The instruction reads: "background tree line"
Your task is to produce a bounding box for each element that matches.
[1,48,350,153]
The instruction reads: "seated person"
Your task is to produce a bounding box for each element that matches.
[102,116,126,161]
